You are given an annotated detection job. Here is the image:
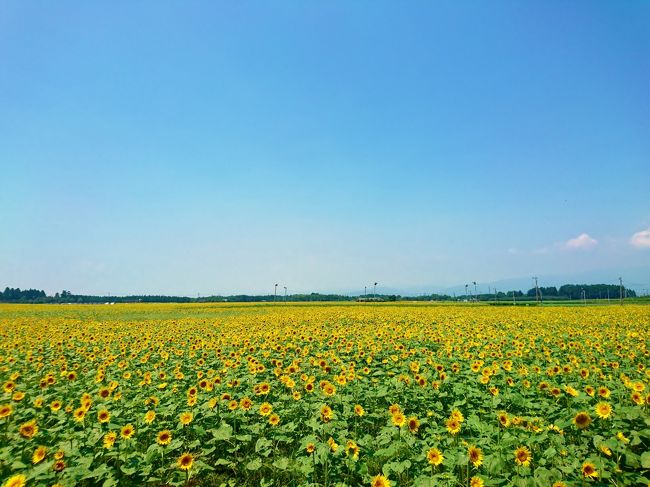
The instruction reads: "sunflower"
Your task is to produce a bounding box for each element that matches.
[468,446,483,467]
[306,442,315,454]
[268,413,280,426]
[565,386,579,397]
[388,404,401,415]
[407,416,420,433]
[259,402,272,416]
[97,409,110,423]
[451,409,464,422]
[179,412,193,425]
[616,432,630,444]
[73,407,86,422]
[346,440,360,460]
[327,437,339,452]
[323,383,336,396]
[595,402,612,419]
[497,411,510,427]
[177,452,194,471]
[0,404,12,419]
[144,410,156,424]
[103,431,117,449]
[598,386,610,398]
[50,400,62,412]
[53,460,65,472]
[259,382,271,394]
[354,404,365,416]
[573,412,591,429]
[598,444,612,456]
[320,404,333,422]
[552,482,567,487]
[19,419,38,438]
[514,446,531,467]
[391,411,406,428]
[469,477,484,487]
[2,474,27,487]
[157,430,172,446]
[228,400,238,411]
[446,417,461,435]
[370,474,391,487]
[426,447,444,466]
[239,397,253,410]
[631,391,643,405]
[582,461,598,478]
[32,445,47,464]
[120,423,135,439]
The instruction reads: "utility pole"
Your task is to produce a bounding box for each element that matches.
[512,291,516,306]
[582,289,586,305]
[607,288,610,304]
[374,282,378,299]
[274,283,278,303]
[284,286,287,302]
[465,284,468,301]
[533,276,540,304]
[619,277,623,305]
[364,286,367,298]
[494,288,497,302]
[473,282,478,302]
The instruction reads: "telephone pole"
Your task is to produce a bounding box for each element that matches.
[619,277,623,305]
[533,276,540,304]
[274,283,278,303]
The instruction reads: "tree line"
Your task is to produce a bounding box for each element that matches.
[0,284,637,304]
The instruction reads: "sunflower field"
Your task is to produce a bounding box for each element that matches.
[1,303,649,487]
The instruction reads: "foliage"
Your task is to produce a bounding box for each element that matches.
[0,303,649,486]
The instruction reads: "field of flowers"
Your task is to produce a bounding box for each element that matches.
[1,302,649,487]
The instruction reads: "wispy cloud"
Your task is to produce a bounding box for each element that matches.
[565,233,598,250]
[630,228,650,249]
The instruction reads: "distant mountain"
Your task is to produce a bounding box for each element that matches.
[346,265,650,297]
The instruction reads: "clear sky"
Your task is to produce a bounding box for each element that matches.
[1,1,649,296]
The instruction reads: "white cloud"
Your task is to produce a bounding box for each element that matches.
[630,228,650,249]
[565,233,598,250]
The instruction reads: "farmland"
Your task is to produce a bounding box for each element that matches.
[1,303,649,486]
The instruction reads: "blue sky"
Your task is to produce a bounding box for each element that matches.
[1,1,649,295]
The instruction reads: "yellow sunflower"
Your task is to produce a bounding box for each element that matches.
[514,446,531,467]
[177,452,194,471]
[426,447,444,466]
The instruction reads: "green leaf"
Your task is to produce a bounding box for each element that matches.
[211,422,233,441]
[641,451,650,469]
[255,437,273,455]
[272,457,290,470]
[246,458,263,471]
